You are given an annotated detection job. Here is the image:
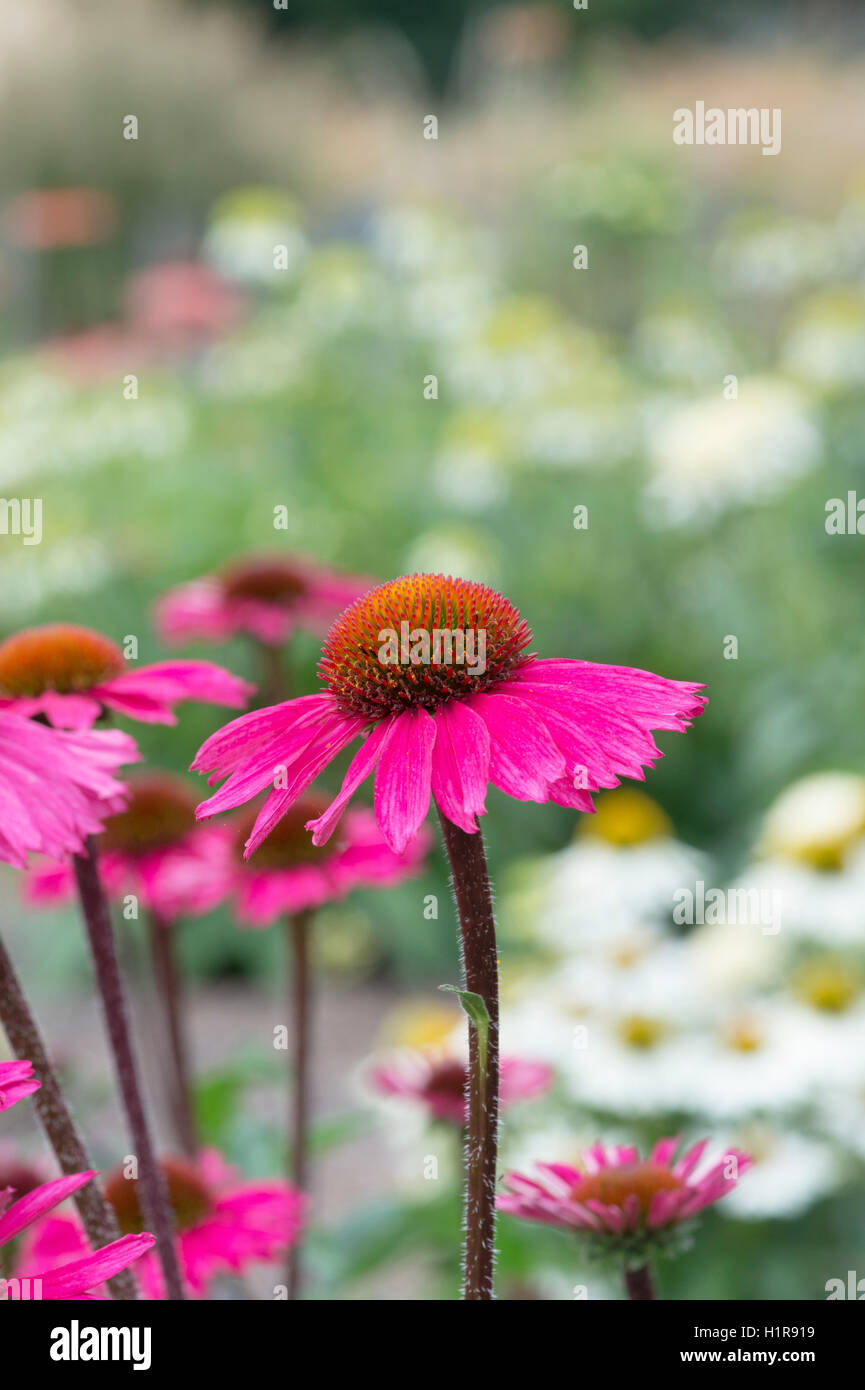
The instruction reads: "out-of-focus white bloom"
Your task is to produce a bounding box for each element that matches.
[533,803,707,951]
[712,213,836,297]
[717,1126,843,1221]
[404,525,501,587]
[449,296,570,406]
[782,291,865,390]
[202,313,307,397]
[817,1089,865,1161]
[550,935,708,1024]
[373,203,488,278]
[519,404,631,470]
[759,773,865,869]
[535,837,706,946]
[633,309,732,387]
[738,856,865,947]
[733,773,865,945]
[644,378,820,526]
[524,790,705,948]
[404,271,495,344]
[204,187,307,286]
[431,410,510,511]
[501,993,575,1068]
[663,1003,824,1119]
[688,918,789,998]
[0,368,190,484]
[293,246,387,335]
[560,1011,692,1116]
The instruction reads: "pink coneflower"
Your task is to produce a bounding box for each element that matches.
[22,773,233,1162]
[371,1050,552,1126]
[192,573,705,856]
[192,572,706,1302]
[0,624,253,731]
[156,554,370,650]
[20,774,232,1162]
[20,1151,304,1299]
[0,625,246,1300]
[24,773,230,924]
[499,1138,751,1298]
[45,323,158,384]
[0,1171,154,1300]
[0,710,138,868]
[225,793,429,927]
[0,1059,40,1114]
[124,260,244,348]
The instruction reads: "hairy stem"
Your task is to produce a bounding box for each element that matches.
[438,812,500,1301]
[73,840,185,1300]
[285,908,313,1299]
[256,641,290,708]
[146,913,197,1159]
[0,932,138,1301]
[625,1263,656,1300]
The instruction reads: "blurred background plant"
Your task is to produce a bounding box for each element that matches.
[1,0,865,1298]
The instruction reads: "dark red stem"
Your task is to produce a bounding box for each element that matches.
[625,1263,656,1300]
[146,912,197,1159]
[437,812,500,1301]
[73,839,185,1300]
[0,931,138,1300]
[286,908,313,1299]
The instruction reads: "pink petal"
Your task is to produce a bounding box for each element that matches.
[306,720,392,847]
[0,1172,95,1245]
[430,700,490,835]
[374,708,436,853]
[243,713,367,857]
[37,1234,155,1299]
[466,692,565,800]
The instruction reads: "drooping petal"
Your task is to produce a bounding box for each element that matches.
[374,708,436,853]
[98,660,254,725]
[466,692,565,801]
[192,695,334,781]
[305,719,393,847]
[430,699,490,834]
[0,1059,41,1113]
[0,1172,95,1246]
[35,1234,155,1300]
[243,712,367,856]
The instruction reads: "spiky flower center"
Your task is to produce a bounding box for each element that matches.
[235,794,334,869]
[318,573,533,718]
[106,1157,213,1235]
[0,624,124,697]
[579,789,672,847]
[220,557,307,605]
[570,1161,684,1215]
[101,777,198,856]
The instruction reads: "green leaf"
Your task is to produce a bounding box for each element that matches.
[438,984,490,1074]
